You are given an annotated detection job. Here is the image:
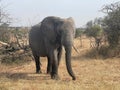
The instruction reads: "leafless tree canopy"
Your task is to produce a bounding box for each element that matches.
[101,1,120,13]
[0,0,11,25]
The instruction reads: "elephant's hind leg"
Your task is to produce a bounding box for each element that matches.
[33,53,42,73]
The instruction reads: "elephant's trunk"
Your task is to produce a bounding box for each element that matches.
[64,44,76,80]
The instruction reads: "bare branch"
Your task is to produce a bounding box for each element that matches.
[0,0,12,25]
[101,1,120,13]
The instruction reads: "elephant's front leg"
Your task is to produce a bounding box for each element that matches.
[57,46,62,66]
[50,50,59,80]
[47,56,52,74]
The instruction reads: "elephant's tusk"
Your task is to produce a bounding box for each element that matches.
[72,45,80,54]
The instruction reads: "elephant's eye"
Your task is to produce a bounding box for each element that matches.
[58,30,62,36]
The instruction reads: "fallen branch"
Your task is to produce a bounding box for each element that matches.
[0,41,10,47]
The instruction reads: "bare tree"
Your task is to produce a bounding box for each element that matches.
[102,1,120,47]
[0,0,11,25]
[0,0,12,43]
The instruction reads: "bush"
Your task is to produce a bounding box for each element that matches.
[1,50,32,65]
[99,46,120,58]
[85,46,120,59]
[75,28,84,38]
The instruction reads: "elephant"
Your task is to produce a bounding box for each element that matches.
[29,16,76,80]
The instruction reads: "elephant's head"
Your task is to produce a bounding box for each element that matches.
[56,17,76,80]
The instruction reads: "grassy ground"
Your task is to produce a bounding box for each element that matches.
[0,37,120,90]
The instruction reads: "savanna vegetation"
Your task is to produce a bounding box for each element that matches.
[0,1,120,90]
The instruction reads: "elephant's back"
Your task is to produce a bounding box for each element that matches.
[29,24,41,44]
[29,24,47,56]
[41,16,62,23]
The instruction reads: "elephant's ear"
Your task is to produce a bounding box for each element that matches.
[39,17,65,44]
[67,17,75,25]
[54,20,63,34]
[67,17,76,37]
[53,20,64,44]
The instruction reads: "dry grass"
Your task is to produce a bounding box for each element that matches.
[0,37,120,90]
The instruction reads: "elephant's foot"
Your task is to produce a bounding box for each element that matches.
[51,74,60,80]
[47,71,51,74]
[47,69,51,74]
[72,76,76,80]
[36,70,42,74]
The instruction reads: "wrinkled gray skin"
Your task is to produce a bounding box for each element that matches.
[29,16,76,80]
